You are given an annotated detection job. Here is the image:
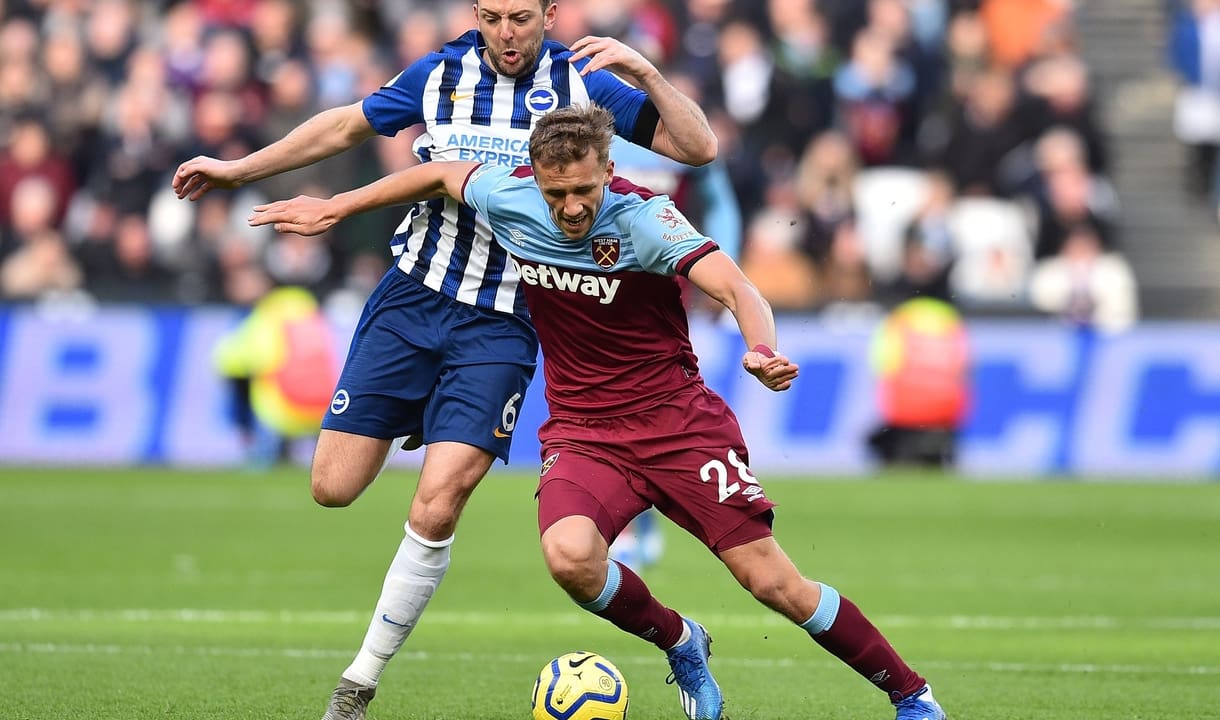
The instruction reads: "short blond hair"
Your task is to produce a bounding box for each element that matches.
[528,103,615,168]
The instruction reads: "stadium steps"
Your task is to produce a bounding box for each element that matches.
[1076,0,1220,317]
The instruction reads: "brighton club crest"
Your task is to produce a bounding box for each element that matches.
[592,237,620,269]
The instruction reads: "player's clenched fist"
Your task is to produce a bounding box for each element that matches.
[742,344,799,392]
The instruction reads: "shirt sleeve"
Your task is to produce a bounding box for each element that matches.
[629,196,719,276]
[361,59,436,136]
[462,164,516,217]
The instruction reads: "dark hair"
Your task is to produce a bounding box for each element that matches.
[528,103,615,168]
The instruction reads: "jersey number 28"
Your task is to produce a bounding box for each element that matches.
[700,449,759,503]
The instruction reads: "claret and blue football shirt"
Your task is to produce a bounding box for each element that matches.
[462,163,722,416]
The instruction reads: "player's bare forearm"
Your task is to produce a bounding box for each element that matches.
[568,35,716,165]
[723,286,778,361]
[688,252,798,391]
[341,160,475,211]
[174,103,376,201]
[248,161,476,236]
[242,103,377,183]
[729,294,799,392]
[640,77,717,166]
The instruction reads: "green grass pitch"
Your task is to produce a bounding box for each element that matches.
[2,467,1218,719]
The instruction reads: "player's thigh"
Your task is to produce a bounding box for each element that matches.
[536,448,650,546]
[322,271,448,440]
[718,535,819,622]
[311,429,396,503]
[639,393,777,554]
[424,309,537,463]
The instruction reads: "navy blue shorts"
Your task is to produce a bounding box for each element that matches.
[322,269,538,462]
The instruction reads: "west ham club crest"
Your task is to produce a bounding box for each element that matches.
[592,237,620,269]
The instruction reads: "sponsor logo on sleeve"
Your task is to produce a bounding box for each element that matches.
[541,452,560,475]
[655,205,689,229]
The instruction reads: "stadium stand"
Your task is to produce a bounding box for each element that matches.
[0,0,1216,320]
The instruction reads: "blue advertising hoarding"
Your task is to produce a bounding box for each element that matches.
[0,305,1217,477]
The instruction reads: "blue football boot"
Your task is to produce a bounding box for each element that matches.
[665,618,724,720]
[893,684,946,720]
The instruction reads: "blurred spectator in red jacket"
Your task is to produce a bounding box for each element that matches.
[0,115,75,230]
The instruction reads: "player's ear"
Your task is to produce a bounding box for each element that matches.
[543,2,557,30]
[604,159,614,185]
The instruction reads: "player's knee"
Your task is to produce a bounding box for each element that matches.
[310,464,365,507]
[540,535,602,597]
[407,500,462,539]
[742,569,798,612]
[750,581,787,611]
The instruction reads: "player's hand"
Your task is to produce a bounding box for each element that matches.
[248,196,338,236]
[569,36,657,81]
[742,345,799,392]
[172,156,244,201]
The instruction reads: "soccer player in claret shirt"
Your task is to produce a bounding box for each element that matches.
[173,1,716,718]
[250,104,948,720]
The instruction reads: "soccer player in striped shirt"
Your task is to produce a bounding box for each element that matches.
[173,2,716,718]
[250,103,948,720]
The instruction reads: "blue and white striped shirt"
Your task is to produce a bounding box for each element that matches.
[362,30,651,318]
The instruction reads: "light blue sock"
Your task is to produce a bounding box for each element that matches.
[576,560,622,613]
[799,582,841,636]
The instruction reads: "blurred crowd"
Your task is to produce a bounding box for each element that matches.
[0,0,1156,331]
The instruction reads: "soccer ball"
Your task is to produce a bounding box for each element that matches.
[531,651,629,720]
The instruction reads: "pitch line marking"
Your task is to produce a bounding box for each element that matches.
[2,608,1219,631]
[0,642,1216,677]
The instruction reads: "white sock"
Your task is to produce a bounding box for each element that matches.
[667,621,692,650]
[342,523,453,686]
